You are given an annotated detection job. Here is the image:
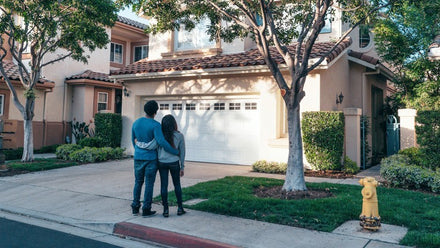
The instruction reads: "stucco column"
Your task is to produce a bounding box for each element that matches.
[344,108,362,168]
[398,109,417,149]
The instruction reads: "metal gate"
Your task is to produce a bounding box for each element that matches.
[386,115,400,156]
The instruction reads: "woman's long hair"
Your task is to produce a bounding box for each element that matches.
[161,115,178,148]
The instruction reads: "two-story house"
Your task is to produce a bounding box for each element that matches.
[1,16,148,149]
[110,10,394,166]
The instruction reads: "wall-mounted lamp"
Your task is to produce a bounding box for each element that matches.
[123,86,130,97]
[336,92,344,105]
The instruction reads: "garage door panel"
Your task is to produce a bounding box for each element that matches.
[153,98,260,165]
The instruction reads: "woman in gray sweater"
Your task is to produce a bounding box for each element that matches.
[136,114,186,217]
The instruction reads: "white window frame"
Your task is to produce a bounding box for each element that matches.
[134,45,149,62]
[97,92,108,112]
[0,94,4,116]
[110,42,123,64]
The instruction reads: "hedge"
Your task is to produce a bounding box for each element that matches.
[415,110,440,170]
[94,113,122,148]
[252,160,287,174]
[301,111,345,171]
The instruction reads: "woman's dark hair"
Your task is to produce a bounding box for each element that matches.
[161,115,178,148]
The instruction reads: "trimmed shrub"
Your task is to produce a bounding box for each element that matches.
[94,113,122,148]
[430,175,440,193]
[3,148,23,160]
[416,110,440,169]
[398,147,429,167]
[252,160,287,174]
[380,154,435,190]
[55,144,82,160]
[302,111,344,171]
[343,156,360,174]
[69,147,124,163]
[35,145,60,154]
[78,137,104,148]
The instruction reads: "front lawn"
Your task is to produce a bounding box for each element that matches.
[162,176,440,248]
[3,158,78,175]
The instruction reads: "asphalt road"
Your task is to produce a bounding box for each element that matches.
[0,217,121,248]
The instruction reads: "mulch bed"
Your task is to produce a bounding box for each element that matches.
[0,168,30,177]
[254,185,333,200]
[304,170,353,179]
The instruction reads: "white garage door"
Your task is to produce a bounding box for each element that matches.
[152,97,260,165]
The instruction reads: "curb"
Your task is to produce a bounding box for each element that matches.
[113,222,239,248]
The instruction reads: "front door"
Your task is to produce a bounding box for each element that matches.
[371,86,386,164]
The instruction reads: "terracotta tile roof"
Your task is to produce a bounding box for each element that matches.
[111,38,353,76]
[0,60,53,84]
[347,50,380,65]
[117,15,147,30]
[66,70,114,83]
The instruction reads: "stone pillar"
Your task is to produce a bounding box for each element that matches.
[344,108,362,167]
[398,109,417,149]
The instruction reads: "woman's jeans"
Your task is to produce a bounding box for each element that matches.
[158,161,182,207]
[132,160,158,210]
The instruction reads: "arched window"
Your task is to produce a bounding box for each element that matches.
[359,25,371,48]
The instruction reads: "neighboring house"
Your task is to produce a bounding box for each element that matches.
[0,16,148,149]
[110,11,394,166]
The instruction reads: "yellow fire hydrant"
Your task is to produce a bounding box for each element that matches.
[359,177,381,231]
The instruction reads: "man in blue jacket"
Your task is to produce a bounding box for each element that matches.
[131,100,179,217]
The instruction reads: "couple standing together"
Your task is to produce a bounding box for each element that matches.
[131,100,186,217]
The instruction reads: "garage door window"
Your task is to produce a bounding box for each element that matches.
[214,103,225,110]
[229,103,240,110]
[186,103,196,110]
[245,102,257,110]
[160,104,169,110]
[200,103,211,110]
[172,103,182,110]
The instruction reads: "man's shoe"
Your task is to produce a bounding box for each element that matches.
[131,206,140,216]
[163,207,169,218]
[177,207,186,216]
[142,209,156,217]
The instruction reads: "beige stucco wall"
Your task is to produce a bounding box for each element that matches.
[70,85,96,123]
[6,87,47,122]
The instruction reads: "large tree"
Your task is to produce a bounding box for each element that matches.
[373,0,440,111]
[0,0,118,161]
[121,0,392,191]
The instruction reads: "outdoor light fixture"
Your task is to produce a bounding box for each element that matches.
[336,92,344,105]
[123,86,130,97]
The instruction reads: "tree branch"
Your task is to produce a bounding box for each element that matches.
[40,52,73,68]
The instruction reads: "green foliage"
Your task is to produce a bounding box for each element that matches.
[71,121,94,142]
[416,111,440,170]
[252,160,287,174]
[343,156,359,174]
[3,148,23,160]
[380,154,438,191]
[360,115,372,167]
[94,113,122,148]
[169,176,440,248]
[35,145,60,154]
[302,112,345,171]
[55,144,82,160]
[398,147,429,168]
[78,137,104,148]
[69,147,124,163]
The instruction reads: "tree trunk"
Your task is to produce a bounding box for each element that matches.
[282,103,307,191]
[21,119,34,162]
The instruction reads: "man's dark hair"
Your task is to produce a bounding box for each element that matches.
[144,100,159,117]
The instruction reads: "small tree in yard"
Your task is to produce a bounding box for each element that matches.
[0,1,118,162]
[121,0,393,191]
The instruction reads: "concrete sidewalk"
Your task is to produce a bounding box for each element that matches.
[0,158,408,248]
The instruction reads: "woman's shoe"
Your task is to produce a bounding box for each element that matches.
[177,207,186,216]
[163,207,169,218]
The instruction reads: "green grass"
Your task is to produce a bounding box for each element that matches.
[6,158,79,172]
[160,176,440,248]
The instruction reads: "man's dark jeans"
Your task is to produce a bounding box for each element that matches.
[132,160,158,210]
[158,161,182,206]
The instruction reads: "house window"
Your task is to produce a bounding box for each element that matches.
[199,103,210,110]
[186,103,196,110]
[229,103,241,110]
[110,43,123,64]
[172,103,182,110]
[97,92,108,111]
[214,103,225,110]
[134,45,149,62]
[245,102,257,110]
[0,94,4,116]
[359,25,371,48]
[160,104,169,110]
[175,17,216,51]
